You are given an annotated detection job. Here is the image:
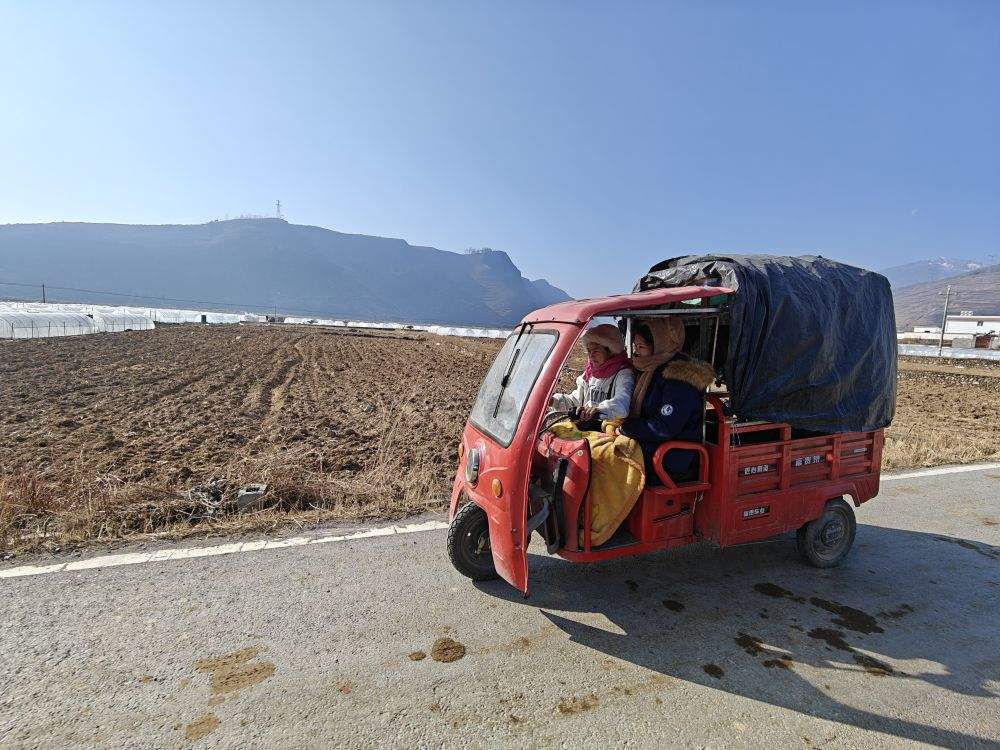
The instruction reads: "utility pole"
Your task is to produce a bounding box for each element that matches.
[41,284,46,303]
[937,285,952,357]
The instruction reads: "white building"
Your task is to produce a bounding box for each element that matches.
[945,313,1000,335]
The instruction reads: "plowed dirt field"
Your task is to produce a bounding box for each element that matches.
[0,325,500,549]
[1,327,998,550]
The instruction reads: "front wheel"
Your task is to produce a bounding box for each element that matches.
[797,497,856,568]
[447,502,499,581]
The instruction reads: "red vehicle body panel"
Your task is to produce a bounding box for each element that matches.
[451,286,883,595]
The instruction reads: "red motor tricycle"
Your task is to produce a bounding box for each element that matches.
[447,257,895,595]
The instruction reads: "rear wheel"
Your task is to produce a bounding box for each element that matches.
[447,502,499,581]
[797,497,856,568]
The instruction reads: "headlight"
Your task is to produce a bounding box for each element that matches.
[465,448,481,486]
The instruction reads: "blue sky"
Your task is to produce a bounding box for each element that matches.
[1,1,997,297]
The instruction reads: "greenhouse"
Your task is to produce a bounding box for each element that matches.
[92,312,155,333]
[0,311,97,339]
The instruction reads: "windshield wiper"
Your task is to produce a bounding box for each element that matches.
[492,322,529,418]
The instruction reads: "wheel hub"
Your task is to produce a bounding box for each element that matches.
[820,519,845,547]
[473,531,490,557]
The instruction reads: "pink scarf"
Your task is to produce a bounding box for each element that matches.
[584,350,632,380]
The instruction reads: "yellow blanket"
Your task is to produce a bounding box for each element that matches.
[548,421,646,547]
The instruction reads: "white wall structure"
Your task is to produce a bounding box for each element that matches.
[950,334,976,349]
[945,314,1000,335]
[896,331,964,343]
[0,311,97,339]
[899,343,1000,361]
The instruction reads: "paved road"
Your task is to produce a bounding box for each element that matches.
[2,467,998,749]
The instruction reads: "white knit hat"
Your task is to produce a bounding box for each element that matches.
[581,323,625,355]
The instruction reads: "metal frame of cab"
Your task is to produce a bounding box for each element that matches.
[449,287,883,595]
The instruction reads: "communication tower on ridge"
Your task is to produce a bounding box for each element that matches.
[275,200,283,220]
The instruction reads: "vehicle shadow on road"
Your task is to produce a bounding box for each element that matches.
[478,525,1000,748]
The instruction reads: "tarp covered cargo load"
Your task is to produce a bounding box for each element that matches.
[635,254,897,433]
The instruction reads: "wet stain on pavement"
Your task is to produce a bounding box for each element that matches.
[852,651,894,676]
[702,664,724,679]
[933,536,999,560]
[625,579,639,592]
[194,647,276,700]
[808,627,853,652]
[808,628,894,676]
[408,651,427,661]
[879,604,914,620]
[662,599,684,612]
[753,582,805,603]
[557,694,599,714]
[184,713,220,740]
[809,597,884,634]
[735,633,765,656]
[431,637,466,663]
[336,680,354,695]
[762,657,793,670]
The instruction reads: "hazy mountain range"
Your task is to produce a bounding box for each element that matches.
[0,219,569,326]
[892,263,1000,331]
[2,220,994,332]
[879,257,998,330]
[880,257,985,289]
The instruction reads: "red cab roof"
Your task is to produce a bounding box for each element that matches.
[523,286,734,325]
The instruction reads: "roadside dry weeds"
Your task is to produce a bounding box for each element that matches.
[884,357,1000,470]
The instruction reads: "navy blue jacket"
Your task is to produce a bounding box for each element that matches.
[620,355,715,482]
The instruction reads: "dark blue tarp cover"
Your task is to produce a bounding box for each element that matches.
[635,254,897,433]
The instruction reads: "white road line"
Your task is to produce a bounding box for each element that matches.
[2,460,998,581]
[881,462,1000,482]
[0,520,449,580]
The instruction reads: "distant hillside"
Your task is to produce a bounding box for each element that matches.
[893,263,1000,330]
[0,220,570,326]
[882,257,984,289]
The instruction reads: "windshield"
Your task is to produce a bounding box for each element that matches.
[469,329,558,446]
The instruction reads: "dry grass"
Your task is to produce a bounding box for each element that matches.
[0,406,447,553]
[883,358,1000,470]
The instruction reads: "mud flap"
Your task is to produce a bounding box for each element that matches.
[485,505,529,595]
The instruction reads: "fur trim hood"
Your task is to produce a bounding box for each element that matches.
[662,357,716,391]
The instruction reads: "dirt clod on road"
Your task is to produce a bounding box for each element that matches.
[430,637,466,663]
[184,713,220,741]
[194,646,276,700]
